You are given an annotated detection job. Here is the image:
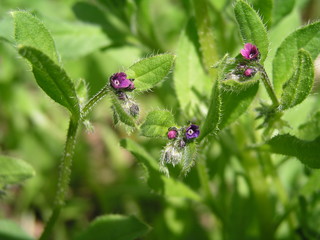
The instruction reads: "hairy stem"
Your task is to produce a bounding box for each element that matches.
[82,86,109,118]
[258,65,280,107]
[39,117,79,240]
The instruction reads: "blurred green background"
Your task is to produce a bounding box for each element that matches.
[1,0,320,239]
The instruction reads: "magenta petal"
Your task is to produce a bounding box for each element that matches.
[110,72,135,90]
[241,43,260,60]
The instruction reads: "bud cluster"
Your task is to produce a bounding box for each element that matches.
[224,43,260,83]
[160,124,200,176]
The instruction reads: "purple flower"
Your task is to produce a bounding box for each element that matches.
[167,129,178,139]
[240,43,260,60]
[244,68,256,77]
[110,72,135,91]
[185,124,200,140]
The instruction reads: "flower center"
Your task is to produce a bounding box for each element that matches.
[114,80,120,86]
[187,129,194,135]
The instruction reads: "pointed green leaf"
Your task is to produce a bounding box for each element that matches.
[18,46,80,116]
[219,81,259,129]
[273,21,320,96]
[0,155,35,188]
[181,141,198,176]
[234,0,269,62]
[0,219,34,240]
[110,92,137,127]
[74,215,150,240]
[125,54,175,91]
[12,11,58,63]
[174,19,211,118]
[141,110,176,137]
[120,139,201,201]
[264,134,320,169]
[280,49,314,110]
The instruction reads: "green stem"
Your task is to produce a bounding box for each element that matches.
[192,0,219,78]
[82,86,109,118]
[258,64,280,107]
[39,117,79,240]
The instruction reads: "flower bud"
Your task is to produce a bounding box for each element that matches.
[167,127,178,139]
[244,68,256,77]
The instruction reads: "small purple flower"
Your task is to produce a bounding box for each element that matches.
[185,124,200,140]
[167,129,178,139]
[240,43,260,60]
[110,72,135,91]
[244,68,256,77]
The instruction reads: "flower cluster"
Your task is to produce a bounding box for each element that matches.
[109,72,139,119]
[160,124,200,176]
[224,43,260,82]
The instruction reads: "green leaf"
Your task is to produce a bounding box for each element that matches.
[18,46,80,116]
[219,82,259,129]
[12,11,58,63]
[126,54,175,92]
[273,21,320,96]
[120,139,201,201]
[74,215,150,240]
[110,92,137,128]
[141,110,176,137]
[234,0,269,62]
[181,141,197,176]
[0,155,35,188]
[0,219,34,240]
[264,134,320,169]
[272,0,295,26]
[279,49,314,110]
[174,19,211,118]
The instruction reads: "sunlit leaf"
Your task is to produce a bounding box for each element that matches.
[12,11,58,63]
[126,54,175,91]
[273,21,320,96]
[18,46,80,116]
[141,110,176,138]
[280,49,314,110]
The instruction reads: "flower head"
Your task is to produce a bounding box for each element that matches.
[110,72,135,91]
[185,124,200,140]
[240,43,260,60]
[167,128,178,139]
[244,68,256,77]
